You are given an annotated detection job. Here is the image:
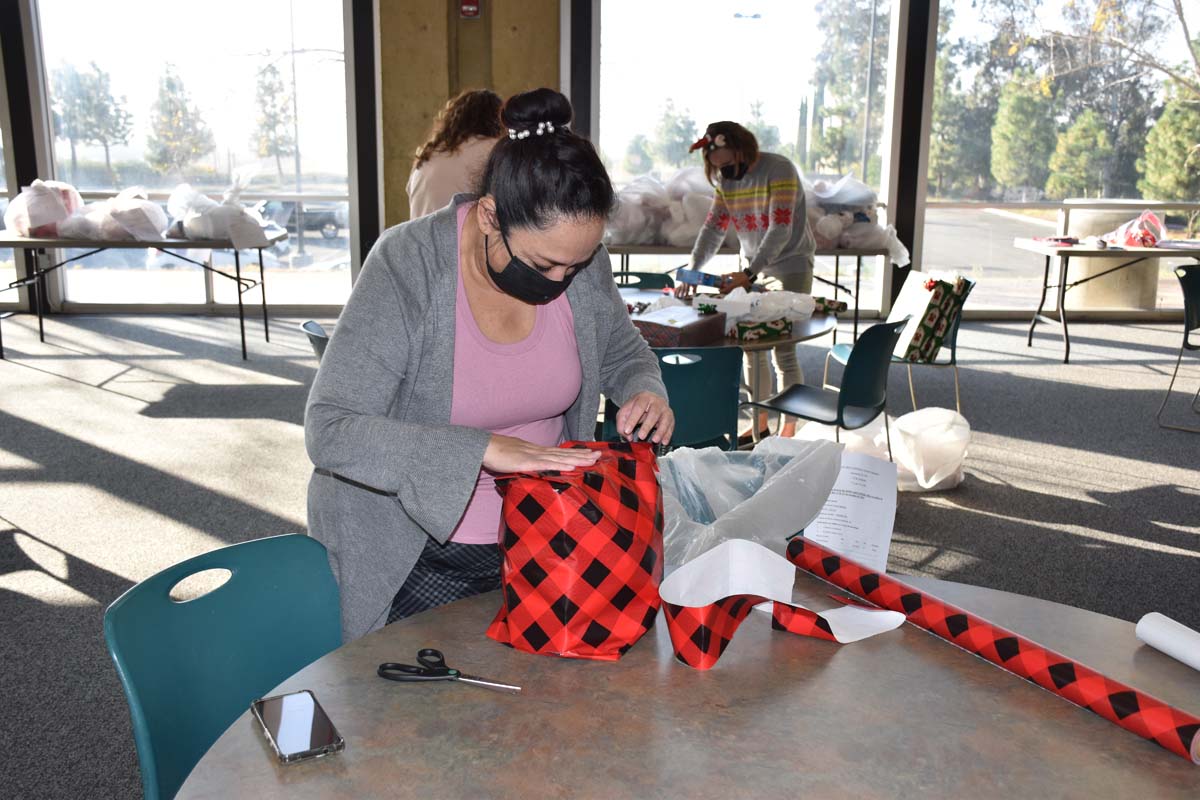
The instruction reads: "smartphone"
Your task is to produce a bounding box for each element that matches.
[250,689,345,765]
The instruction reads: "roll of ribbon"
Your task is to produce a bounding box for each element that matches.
[1137,612,1200,674]
[785,536,1200,764]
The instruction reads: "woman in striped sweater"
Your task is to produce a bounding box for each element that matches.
[685,121,816,439]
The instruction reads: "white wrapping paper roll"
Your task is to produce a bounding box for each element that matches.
[1135,612,1200,673]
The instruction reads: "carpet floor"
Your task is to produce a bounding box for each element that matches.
[0,312,1197,798]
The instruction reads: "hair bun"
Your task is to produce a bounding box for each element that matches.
[501,88,573,131]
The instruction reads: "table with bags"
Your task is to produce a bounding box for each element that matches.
[1015,235,1200,364]
[0,231,285,360]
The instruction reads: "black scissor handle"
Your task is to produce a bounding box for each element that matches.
[417,648,448,670]
[377,662,453,681]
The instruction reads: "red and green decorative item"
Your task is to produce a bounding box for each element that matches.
[735,318,793,342]
[899,277,968,362]
[812,296,849,314]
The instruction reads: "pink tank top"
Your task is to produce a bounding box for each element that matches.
[448,203,581,544]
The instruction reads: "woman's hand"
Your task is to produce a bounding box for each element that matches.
[483,434,601,473]
[616,392,675,445]
[720,271,752,294]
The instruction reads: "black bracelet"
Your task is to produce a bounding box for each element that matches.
[743,268,758,283]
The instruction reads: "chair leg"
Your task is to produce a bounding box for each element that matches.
[907,364,917,411]
[952,365,962,415]
[1156,341,1200,433]
[834,425,840,443]
[883,413,894,462]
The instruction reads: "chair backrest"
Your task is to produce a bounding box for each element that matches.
[652,346,742,449]
[104,534,341,800]
[1178,265,1200,346]
[838,319,909,420]
[300,320,329,361]
[614,271,675,290]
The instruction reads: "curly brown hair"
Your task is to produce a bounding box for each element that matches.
[412,89,504,169]
[699,121,760,185]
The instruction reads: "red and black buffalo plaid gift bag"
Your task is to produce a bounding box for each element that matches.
[486,441,664,661]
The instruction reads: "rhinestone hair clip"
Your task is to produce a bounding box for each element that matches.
[507,120,558,139]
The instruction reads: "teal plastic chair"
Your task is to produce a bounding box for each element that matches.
[824,278,975,413]
[1156,265,1200,433]
[743,319,908,460]
[104,534,342,800]
[602,346,743,450]
[300,320,330,361]
[614,271,675,290]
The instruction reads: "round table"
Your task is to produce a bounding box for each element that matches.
[178,573,1200,798]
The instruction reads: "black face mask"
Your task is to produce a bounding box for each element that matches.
[484,232,581,305]
[720,162,749,181]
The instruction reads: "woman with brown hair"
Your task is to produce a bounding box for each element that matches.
[406,89,504,218]
[684,120,816,440]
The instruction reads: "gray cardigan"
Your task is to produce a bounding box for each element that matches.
[305,196,667,641]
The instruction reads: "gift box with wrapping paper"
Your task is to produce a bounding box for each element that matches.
[632,306,727,347]
[487,441,664,661]
[734,318,793,342]
[889,272,968,363]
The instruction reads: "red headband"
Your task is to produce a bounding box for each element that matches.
[688,135,711,153]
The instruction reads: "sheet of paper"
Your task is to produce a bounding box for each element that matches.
[802,451,897,573]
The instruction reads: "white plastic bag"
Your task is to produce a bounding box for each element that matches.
[658,438,844,568]
[167,182,268,249]
[711,287,816,333]
[811,174,877,211]
[4,179,83,237]
[108,188,168,240]
[794,408,969,492]
[891,408,969,492]
[665,167,713,201]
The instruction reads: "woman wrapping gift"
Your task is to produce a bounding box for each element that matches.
[306,88,674,641]
[683,121,816,440]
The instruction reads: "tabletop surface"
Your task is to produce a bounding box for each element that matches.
[619,288,836,350]
[607,243,890,257]
[0,231,287,249]
[179,572,1200,799]
[1012,237,1200,258]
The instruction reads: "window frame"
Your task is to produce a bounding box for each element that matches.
[5,0,376,317]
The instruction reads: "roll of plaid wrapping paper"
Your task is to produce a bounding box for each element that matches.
[785,536,1200,764]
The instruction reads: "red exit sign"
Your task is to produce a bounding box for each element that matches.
[460,1,481,18]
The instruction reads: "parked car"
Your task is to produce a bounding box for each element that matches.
[252,200,348,240]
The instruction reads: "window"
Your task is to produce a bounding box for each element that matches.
[1,116,14,306]
[923,0,1199,311]
[37,0,352,307]
[598,0,893,309]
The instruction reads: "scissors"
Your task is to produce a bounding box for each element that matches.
[377,648,521,694]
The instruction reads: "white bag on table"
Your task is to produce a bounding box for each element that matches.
[4,179,83,237]
[658,438,843,568]
[167,183,268,250]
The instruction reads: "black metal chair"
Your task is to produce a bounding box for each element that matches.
[742,319,908,460]
[824,278,975,413]
[300,320,330,362]
[1156,264,1200,433]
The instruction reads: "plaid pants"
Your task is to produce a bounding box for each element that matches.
[387,538,502,624]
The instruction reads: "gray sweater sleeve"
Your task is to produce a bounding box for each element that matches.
[595,248,669,405]
[689,191,730,270]
[304,238,490,542]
